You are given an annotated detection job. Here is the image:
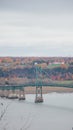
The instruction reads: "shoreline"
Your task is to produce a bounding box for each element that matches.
[0,87,73,97]
[25,87,73,94]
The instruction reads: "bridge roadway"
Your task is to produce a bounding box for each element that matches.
[0,82,73,89]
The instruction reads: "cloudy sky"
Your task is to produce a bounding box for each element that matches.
[0,0,73,56]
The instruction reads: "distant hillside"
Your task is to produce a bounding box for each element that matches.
[0,57,73,84]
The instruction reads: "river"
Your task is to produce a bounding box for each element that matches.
[0,93,73,130]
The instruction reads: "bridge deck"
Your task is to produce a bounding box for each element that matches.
[0,83,73,90]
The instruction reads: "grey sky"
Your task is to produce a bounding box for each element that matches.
[0,0,73,56]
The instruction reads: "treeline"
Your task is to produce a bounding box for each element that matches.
[0,66,73,81]
[43,66,73,80]
[0,68,36,78]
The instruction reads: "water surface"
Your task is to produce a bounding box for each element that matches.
[0,93,73,130]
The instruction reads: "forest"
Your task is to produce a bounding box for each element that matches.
[0,57,73,85]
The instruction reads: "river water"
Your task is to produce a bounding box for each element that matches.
[0,93,73,130]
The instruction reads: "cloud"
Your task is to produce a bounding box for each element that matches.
[0,1,73,56]
[0,43,73,57]
[0,11,73,47]
[0,0,73,14]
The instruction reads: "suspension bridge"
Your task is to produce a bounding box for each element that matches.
[0,64,73,103]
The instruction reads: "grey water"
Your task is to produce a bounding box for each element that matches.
[0,93,73,130]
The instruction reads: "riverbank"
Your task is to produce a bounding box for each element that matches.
[0,87,73,97]
[25,86,73,94]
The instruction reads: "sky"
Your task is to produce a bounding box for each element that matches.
[0,0,73,56]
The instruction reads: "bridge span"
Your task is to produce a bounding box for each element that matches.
[0,83,73,103]
[0,65,73,103]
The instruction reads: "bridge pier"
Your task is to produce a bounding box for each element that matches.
[8,89,18,99]
[4,90,9,98]
[0,90,5,97]
[19,88,25,100]
[35,86,43,103]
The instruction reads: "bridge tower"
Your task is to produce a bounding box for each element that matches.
[35,63,43,103]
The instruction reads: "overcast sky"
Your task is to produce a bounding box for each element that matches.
[0,0,73,56]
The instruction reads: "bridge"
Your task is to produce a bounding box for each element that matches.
[0,64,73,103]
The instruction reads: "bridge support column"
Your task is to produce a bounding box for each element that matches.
[19,88,25,100]
[12,89,18,99]
[0,90,5,97]
[8,89,18,99]
[4,90,9,98]
[35,86,43,103]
